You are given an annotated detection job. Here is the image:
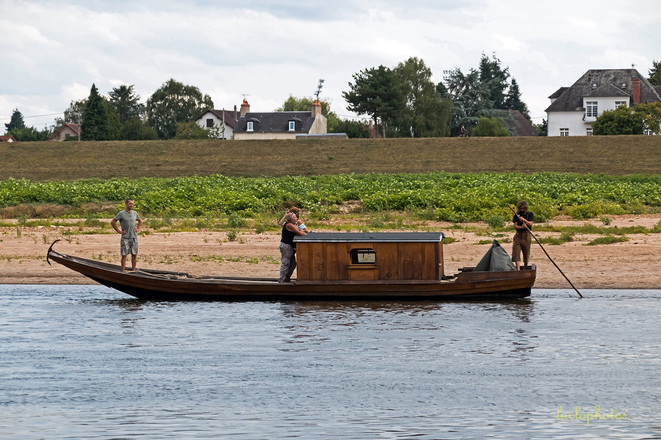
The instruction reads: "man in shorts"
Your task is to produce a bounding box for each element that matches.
[111,199,142,271]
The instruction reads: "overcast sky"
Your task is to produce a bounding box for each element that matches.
[1,0,659,135]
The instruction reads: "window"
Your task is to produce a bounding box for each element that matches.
[560,128,569,136]
[644,129,654,136]
[586,101,598,118]
[206,118,214,128]
[615,101,627,108]
[350,249,376,265]
[288,121,296,131]
[586,128,593,136]
[247,121,254,132]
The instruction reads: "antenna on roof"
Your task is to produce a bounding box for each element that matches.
[314,79,324,100]
[241,94,251,101]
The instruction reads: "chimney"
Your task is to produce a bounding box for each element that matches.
[632,78,640,105]
[240,100,250,117]
[311,100,322,118]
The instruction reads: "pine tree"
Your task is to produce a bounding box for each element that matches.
[81,84,116,141]
[5,109,26,132]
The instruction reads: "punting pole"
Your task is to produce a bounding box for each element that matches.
[508,205,583,298]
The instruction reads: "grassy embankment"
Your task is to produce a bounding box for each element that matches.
[1,135,660,181]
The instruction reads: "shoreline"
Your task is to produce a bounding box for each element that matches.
[1,214,660,289]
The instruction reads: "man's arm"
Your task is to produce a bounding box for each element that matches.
[111,218,124,234]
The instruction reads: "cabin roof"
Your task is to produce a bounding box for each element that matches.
[294,232,444,243]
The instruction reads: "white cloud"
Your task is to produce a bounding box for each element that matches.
[1,0,661,133]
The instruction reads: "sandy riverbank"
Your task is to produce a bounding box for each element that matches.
[1,215,660,289]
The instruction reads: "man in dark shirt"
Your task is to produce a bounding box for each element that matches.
[512,200,534,270]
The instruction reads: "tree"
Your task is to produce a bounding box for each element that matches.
[534,119,548,136]
[109,85,145,125]
[592,105,644,135]
[55,99,86,127]
[120,119,158,140]
[649,61,661,86]
[479,52,510,109]
[174,121,212,139]
[5,109,25,132]
[391,57,452,137]
[444,67,491,134]
[277,95,340,132]
[343,65,405,138]
[333,119,371,138]
[9,126,52,142]
[504,79,531,121]
[471,117,510,137]
[146,79,214,139]
[81,84,118,141]
[443,53,532,134]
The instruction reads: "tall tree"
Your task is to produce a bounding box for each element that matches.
[343,65,405,138]
[5,109,26,132]
[479,52,510,109]
[109,85,145,125]
[56,99,86,126]
[445,67,491,134]
[392,57,452,137]
[146,79,214,139]
[277,95,340,132]
[504,78,531,121]
[649,60,661,86]
[81,84,118,141]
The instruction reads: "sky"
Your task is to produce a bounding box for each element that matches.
[1,0,660,135]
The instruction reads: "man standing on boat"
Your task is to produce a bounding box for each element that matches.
[512,200,534,270]
[280,212,307,282]
[111,199,142,271]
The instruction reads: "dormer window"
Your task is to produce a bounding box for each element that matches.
[247,121,254,132]
[288,121,296,131]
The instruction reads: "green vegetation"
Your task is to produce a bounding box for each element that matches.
[1,172,660,223]
[586,235,629,246]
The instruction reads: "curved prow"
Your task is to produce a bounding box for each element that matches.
[46,239,61,266]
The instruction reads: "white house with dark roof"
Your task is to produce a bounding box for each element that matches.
[195,108,239,139]
[233,100,327,140]
[545,69,661,136]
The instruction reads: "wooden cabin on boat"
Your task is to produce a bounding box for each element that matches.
[294,232,444,282]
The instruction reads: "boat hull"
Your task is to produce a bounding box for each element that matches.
[47,249,536,301]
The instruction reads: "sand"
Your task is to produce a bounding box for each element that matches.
[1,215,660,290]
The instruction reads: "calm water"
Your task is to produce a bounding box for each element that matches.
[1,285,660,440]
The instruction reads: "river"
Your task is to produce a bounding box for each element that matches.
[1,285,660,439]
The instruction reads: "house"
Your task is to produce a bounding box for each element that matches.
[233,100,327,140]
[48,123,80,141]
[0,134,17,142]
[195,108,239,139]
[545,69,661,136]
[492,109,538,136]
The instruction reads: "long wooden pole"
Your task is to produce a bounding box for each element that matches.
[508,205,583,298]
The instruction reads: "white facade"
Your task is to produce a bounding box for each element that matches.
[547,98,629,137]
[196,111,234,139]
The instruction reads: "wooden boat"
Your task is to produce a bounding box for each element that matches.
[46,233,535,301]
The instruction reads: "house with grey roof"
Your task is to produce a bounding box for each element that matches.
[545,69,661,136]
[233,100,327,140]
[195,108,239,139]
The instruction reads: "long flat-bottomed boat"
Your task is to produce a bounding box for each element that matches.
[47,232,535,301]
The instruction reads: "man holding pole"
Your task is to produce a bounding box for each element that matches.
[512,200,534,270]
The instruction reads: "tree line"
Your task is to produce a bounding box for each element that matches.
[5,58,661,141]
